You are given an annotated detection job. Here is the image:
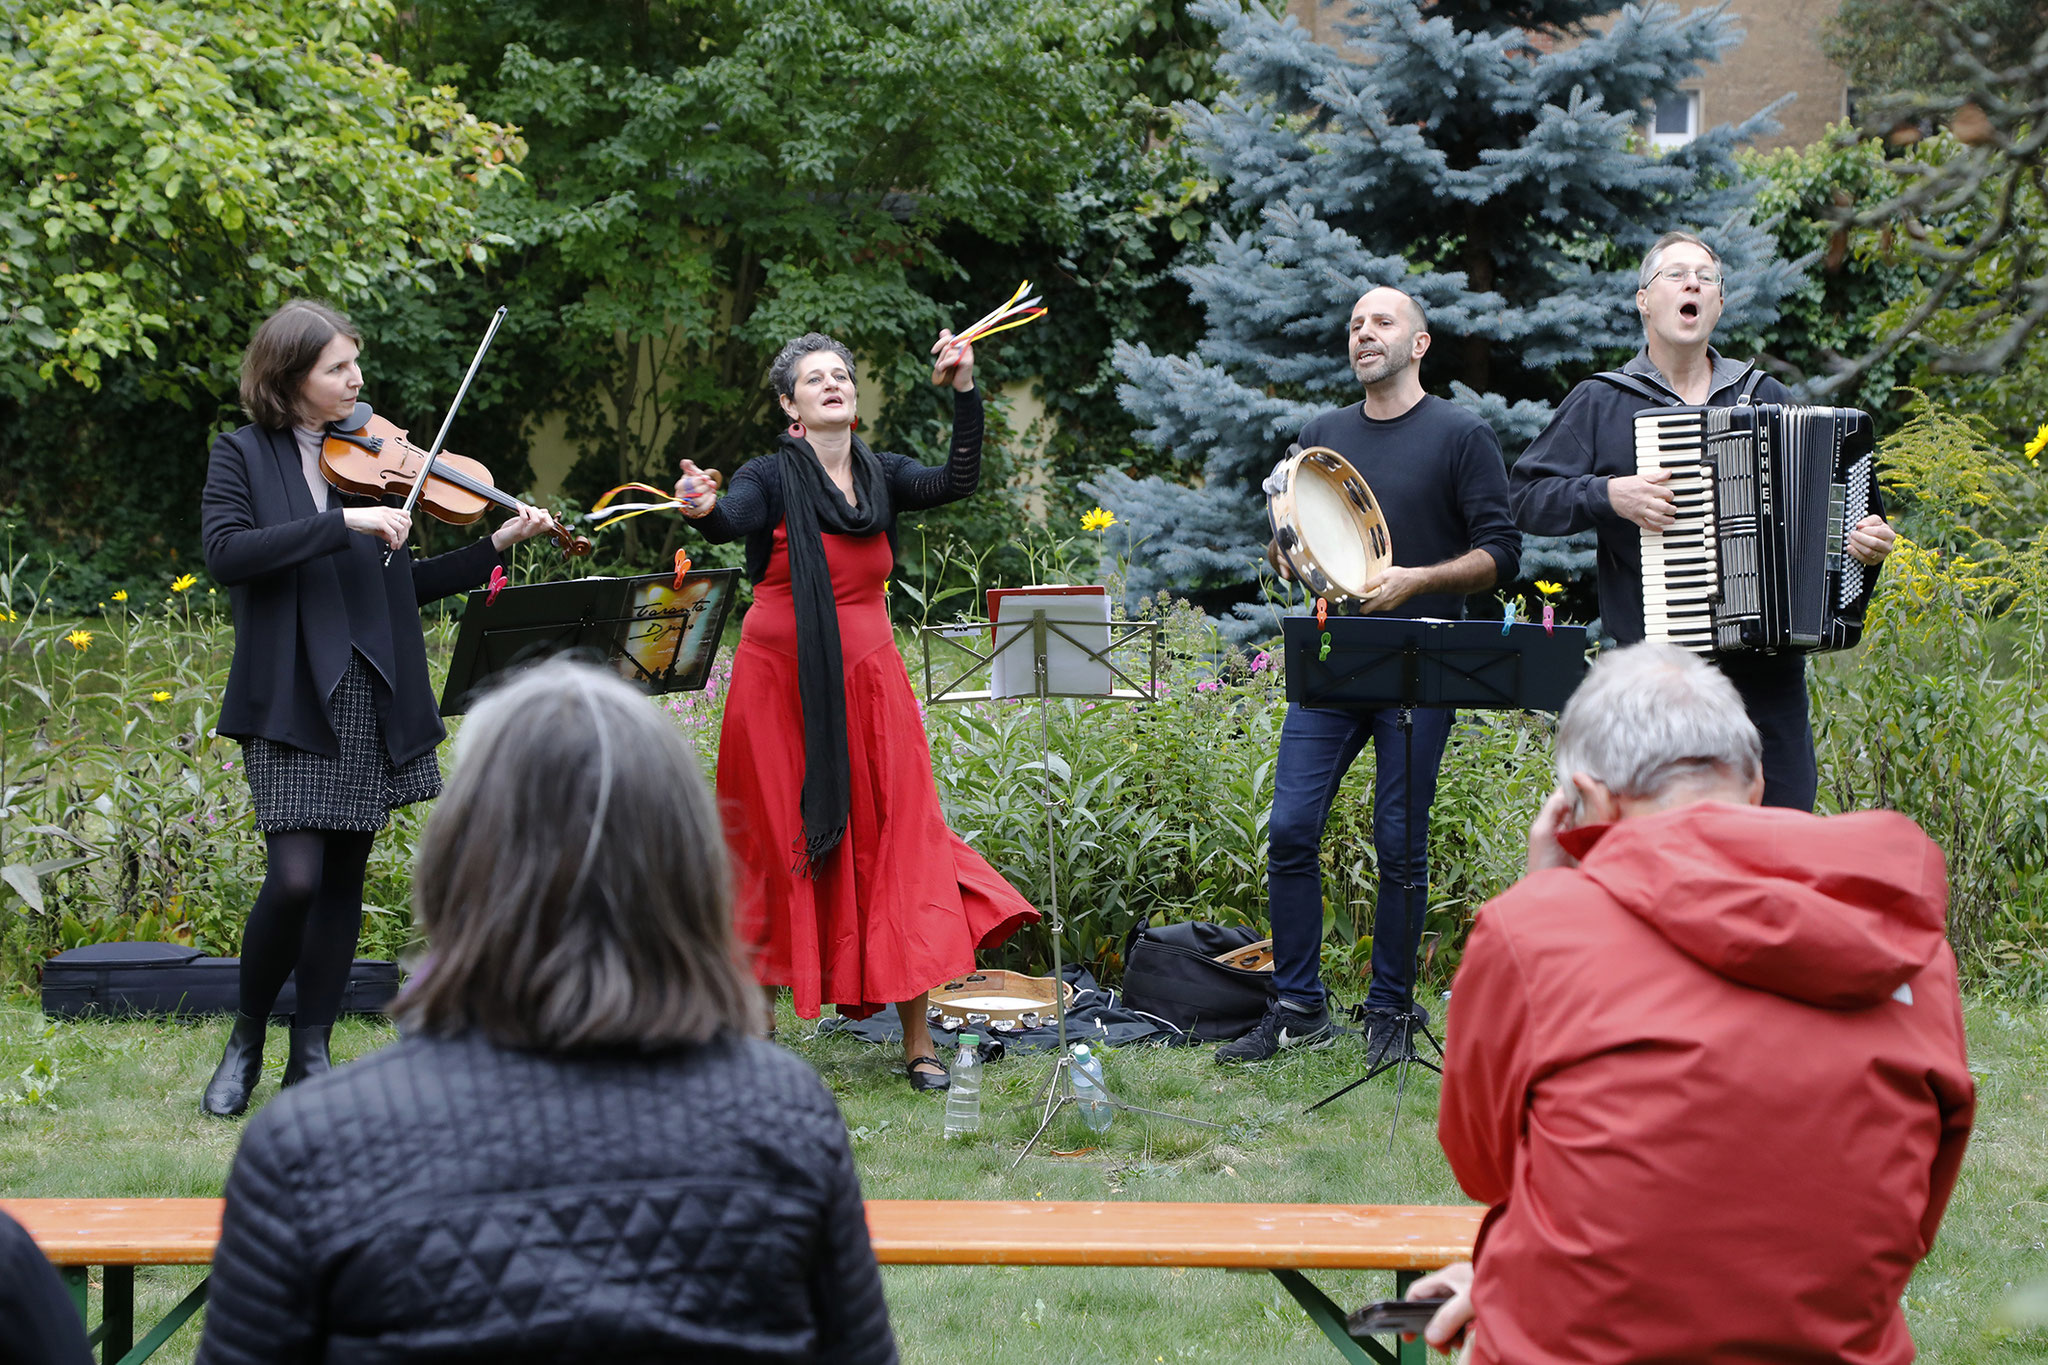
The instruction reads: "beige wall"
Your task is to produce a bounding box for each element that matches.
[1283,0,1847,152]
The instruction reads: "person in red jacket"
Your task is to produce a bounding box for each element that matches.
[1412,642,1975,1363]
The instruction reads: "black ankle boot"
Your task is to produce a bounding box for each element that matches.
[281,1023,333,1088]
[201,1013,267,1118]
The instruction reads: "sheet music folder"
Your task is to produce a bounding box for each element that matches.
[1282,615,1589,712]
[440,569,739,715]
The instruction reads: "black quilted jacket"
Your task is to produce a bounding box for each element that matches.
[193,1030,896,1364]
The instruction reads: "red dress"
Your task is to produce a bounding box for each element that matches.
[718,525,1038,1019]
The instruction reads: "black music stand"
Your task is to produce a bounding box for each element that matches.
[440,569,739,714]
[1283,615,1588,1138]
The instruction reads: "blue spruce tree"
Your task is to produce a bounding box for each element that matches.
[1094,0,1805,641]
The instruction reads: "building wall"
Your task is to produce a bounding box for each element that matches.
[1282,0,1848,153]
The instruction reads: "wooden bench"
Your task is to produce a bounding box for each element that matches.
[4,1197,1481,1365]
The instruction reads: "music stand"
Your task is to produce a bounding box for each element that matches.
[919,592,1222,1165]
[1284,615,1588,1140]
[440,569,739,714]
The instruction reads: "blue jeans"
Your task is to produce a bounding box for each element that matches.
[1267,703,1455,1012]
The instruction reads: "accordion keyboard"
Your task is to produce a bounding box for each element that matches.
[1636,409,1719,654]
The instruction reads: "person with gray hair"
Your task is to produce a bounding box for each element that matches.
[194,661,897,1364]
[669,326,1037,1091]
[1400,642,1975,1364]
[1508,230,1897,812]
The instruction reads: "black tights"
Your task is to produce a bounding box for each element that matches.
[237,829,375,1027]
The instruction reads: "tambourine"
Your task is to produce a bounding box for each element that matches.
[1265,446,1394,602]
[926,969,1075,1034]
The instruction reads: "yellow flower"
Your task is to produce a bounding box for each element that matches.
[1534,579,1564,597]
[2026,422,2048,465]
[170,573,198,592]
[112,589,128,602]
[66,629,93,651]
[151,690,172,702]
[1081,507,1117,533]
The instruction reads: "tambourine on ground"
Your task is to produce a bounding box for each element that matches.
[1267,446,1395,603]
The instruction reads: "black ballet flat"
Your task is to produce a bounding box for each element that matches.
[904,1054,950,1092]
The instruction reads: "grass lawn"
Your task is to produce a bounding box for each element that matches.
[2,994,2045,1363]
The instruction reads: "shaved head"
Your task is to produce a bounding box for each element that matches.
[1356,286,1427,335]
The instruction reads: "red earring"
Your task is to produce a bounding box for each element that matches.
[787,421,806,440]
[849,417,859,432]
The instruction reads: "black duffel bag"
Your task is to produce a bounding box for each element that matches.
[1120,918,1276,1042]
[40,941,402,1019]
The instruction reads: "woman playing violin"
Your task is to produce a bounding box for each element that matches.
[673,329,1038,1091]
[196,299,553,1118]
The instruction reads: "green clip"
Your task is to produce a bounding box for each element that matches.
[1318,630,1332,661]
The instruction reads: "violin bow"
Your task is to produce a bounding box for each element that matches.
[386,305,511,565]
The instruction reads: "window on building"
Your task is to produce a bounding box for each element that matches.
[1650,91,1700,149]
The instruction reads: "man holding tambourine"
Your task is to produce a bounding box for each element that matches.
[1223,286,1521,1066]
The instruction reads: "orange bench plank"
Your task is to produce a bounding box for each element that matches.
[2,1199,223,1267]
[4,1197,1481,1272]
[865,1201,1478,1269]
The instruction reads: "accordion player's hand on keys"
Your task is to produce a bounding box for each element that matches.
[1636,403,1881,657]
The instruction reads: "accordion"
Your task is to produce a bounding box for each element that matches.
[1636,403,1879,656]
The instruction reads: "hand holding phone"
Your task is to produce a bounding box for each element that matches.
[1347,1298,1445,1338]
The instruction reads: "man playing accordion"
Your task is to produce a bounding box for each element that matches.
[1508,231,1896,810]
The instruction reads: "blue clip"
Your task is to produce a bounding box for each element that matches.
[1501,600,1517,635]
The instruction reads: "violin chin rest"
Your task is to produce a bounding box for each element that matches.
[338,400,375,434]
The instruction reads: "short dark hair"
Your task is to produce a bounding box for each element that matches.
[1637,231,1725,296]
[767,332,856,399]
[393,661,762,1051]
[238,300,360,430]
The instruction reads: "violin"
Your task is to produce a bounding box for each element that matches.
[320,402,591,557]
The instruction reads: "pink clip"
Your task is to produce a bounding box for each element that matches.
[1315,597,1328,630]
[1542,603,1555,635]
[485,565,507,606]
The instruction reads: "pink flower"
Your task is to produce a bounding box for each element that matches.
[1196,678,1220,693]
[1251,651,1271,672]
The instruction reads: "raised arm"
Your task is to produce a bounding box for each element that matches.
[684,459,777,544]
[890,386,984,511]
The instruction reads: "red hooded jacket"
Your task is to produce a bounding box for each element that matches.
[1439,802,1975,1364]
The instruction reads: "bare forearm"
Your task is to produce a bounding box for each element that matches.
[1419,547,1500,596]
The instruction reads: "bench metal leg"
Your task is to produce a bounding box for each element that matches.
[1395,1271,1425,1365]
[1270,1268,1389,1365]
[101,1266,134,1364]
[115,1276,209,1365]
[63,1266,89,1326]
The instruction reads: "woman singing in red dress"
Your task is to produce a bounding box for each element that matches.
[675,330,1037,1090]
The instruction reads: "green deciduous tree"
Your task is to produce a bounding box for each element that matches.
[0,0,519,401]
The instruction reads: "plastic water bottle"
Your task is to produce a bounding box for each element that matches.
[1070,1043,1112,1133]
[943,1033,982,1137]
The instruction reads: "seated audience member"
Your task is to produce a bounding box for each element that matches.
[0,1208,93,1365]
[1411,642,1975,1362]
[194,661,897,1365]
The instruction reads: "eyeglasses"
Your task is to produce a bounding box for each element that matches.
[1654,266,1722,287]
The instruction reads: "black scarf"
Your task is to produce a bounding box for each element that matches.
[778,431,892,874]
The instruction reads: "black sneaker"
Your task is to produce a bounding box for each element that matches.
[1215,999,1334,1063]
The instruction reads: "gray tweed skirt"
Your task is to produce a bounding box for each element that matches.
[241,654,441,833]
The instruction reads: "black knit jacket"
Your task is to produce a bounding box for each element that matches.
[194,1031,896,1365]
[693,386,983,579]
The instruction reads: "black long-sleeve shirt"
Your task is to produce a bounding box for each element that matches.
[696,386,984,581]
[195,1030,896,1365]
[1295,395,1521,619]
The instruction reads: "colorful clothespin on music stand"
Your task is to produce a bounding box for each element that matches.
[673,549,692,590]
[1501,599,1517,635]
[1534,579,1563,636]
[1542,603,1555,635]
[1315,597,1332,660]
[485,564,508,607]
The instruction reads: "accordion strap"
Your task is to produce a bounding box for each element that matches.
[1592,361,1768,406]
